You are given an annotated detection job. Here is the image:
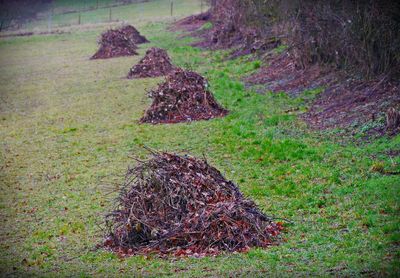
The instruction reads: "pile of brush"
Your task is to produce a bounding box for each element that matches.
[91,25,148,59]
[127,47,177,78]
[104,151,282,257]
[119,25,149,44]
[140,69,228,124]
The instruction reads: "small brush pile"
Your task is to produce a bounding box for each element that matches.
[104,151,283,257]
[91,25,148,59]
[127,47,177,79]
[140,69,228,124]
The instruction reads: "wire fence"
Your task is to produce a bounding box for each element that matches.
[46,0,206,30]
[50,0,148,17]
[2,0,207,33]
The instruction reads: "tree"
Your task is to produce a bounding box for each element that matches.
[0,0,51,31]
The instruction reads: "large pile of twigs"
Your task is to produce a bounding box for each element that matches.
[104,151,282,257]
[140,69,228,124]
[127,47,177,79]
[91,25,148,59]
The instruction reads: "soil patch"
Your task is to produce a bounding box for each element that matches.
[171,12,211,32]
[104,151,283,257]
[127,47,177,79]
[303,78,400,133]
[245,53,337,96]
[91,25,148,59]
[140,69,228,124]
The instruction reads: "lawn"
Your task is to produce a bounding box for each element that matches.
[0,0,399,276]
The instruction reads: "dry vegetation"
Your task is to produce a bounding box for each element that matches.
[187,0,400,134]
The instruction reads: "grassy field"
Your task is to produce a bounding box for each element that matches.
[0,0,399,276]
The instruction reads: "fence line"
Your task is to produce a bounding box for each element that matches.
[50,0,150,17]
[3,0,207,33]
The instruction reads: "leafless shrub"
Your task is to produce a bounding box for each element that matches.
[209,0,400,79]
[289,1,400,78]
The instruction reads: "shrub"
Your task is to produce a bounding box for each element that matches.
[208,0,400,79]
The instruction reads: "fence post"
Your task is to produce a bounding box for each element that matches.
[78,11,81,25]
[96,0,99,9]
[109,7,112,22]
[170,1,173,17]
[201,0,203,13]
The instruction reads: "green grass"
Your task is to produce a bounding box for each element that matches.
[200,22,213,31]
[1,1,399,276]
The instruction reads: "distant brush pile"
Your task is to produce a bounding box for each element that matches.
[119,25,149,44]
[104,152,282,257]
[91,25,148,59]
[127,47,177,78]
[140,69,228,124]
